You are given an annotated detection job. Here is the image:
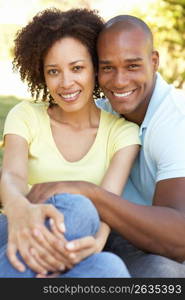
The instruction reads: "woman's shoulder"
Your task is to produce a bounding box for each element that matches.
[101,109,139,130]
[9,100,48,116]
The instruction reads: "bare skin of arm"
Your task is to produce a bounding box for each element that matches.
[0,135,76,274]
[28,177,185,262]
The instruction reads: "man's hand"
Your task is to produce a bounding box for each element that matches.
[27,182,61,204]
[27,181,95,204]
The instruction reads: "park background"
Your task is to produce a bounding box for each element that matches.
[0,0,185,165]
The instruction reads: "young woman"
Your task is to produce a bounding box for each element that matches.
[0,8,140,277]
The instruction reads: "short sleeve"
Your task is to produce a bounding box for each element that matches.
[146,98,185,182]
[109,118,141,159]
[152,121,185,181]
[3,101,37,145]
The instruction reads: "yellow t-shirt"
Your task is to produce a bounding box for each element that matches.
[3,101,140,185]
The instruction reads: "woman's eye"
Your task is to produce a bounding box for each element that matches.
[73,66,83,71]
[47,69,58,75]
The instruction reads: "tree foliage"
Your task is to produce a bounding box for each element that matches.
[145,0,185,88]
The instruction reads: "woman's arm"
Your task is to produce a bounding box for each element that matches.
[1,134,72,274]
[46,144,139,264]
[101,144,139,195]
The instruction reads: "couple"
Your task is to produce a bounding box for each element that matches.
[0,7,185,278]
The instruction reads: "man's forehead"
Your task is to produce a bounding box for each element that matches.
[99,24,146,42]
[97,25,152,56]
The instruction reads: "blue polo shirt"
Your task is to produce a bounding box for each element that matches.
[96,73,185,205]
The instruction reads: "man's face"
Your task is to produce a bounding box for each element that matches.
[97,27,159,123]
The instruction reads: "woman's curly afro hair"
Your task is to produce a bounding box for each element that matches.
[13,8,104,102]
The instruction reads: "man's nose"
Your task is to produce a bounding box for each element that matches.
[113,71,129,89]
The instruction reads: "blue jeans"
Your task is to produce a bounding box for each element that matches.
[105,231,185,278]
[0,193,130,278]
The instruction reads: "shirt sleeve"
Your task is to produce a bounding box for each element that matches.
[149,118,185,182]
[3,101,37,145]
[109,118,141,159]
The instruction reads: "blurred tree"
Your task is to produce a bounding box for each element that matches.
[144,0,185,88]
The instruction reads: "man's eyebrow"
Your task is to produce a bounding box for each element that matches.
[125,57,143,62]
[99,60,111,64]
[99,57,143,64]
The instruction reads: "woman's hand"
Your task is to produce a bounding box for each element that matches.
[6,201,73,274]
[63,221,110,264]
[35,221,110,278]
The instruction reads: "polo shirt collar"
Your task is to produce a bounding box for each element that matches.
[139,72,173,136]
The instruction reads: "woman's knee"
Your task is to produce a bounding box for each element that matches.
[94,252,131,278]
[47,193,100,240]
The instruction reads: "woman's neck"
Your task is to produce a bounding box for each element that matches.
[48,102,100,129]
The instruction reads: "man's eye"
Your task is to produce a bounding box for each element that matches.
[47,69,58,75]
[101,66,113,72]
[128,64,139,70]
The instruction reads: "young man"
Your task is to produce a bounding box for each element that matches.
[8,15,185,277]
[94,15,185,277]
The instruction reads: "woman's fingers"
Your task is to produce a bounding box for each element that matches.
[66,236,96,252]
[31,225,73,270]
[7,235,47,275]
[43,204,65,234]
[7,242,26,272]
[6,203,74,274]
[29,247,64,272]
[50,218,65,239]
[19,247,47,275]
[65,236,97,264]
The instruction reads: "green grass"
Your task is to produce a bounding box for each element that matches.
[0,95,22,166]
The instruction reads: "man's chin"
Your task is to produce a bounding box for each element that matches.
[111,104,132,116]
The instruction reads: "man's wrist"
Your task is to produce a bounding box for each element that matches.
[82,182,101,203]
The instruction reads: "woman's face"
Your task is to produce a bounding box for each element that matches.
[44,37,95,112]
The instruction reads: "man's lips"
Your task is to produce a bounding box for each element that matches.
[111,88,137,98]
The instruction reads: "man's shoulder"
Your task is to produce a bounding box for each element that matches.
[95,98,119,116]
[170,88,185,114]
[150,86,185,125]
[160,86,185,112]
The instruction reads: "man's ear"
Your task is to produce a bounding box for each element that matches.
[152,50,159,71]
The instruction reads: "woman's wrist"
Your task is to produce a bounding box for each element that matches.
[3,195,30,217]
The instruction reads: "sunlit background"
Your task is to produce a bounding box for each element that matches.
[0,0,185,163]
[0,0,185,98]
[0,1,184,221]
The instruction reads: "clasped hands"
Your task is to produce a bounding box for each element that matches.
[7,181,100,278]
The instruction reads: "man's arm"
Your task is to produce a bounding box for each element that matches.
[91,177,185,261]
[28,178,185,261]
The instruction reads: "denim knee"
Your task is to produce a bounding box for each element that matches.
[95,252,131,278]
[46,193,100,241]
[60,252,130,278]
